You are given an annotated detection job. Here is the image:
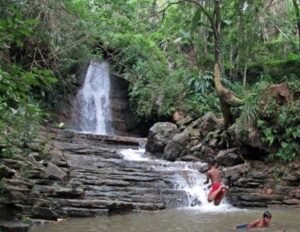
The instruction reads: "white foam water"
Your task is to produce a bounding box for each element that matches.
[118,148,240,212]
[72,60,113,135]
[118,148,149,161]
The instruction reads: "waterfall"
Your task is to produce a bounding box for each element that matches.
[72,61,113,135]
[119,148,236,212]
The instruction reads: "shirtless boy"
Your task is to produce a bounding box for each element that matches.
[247,211,272,229]
[235,211,272,231]
[204,161,228,206]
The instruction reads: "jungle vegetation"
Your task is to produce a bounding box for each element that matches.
[0,0,299,161]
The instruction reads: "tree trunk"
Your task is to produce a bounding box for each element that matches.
[213,0,243,127]
[229,45,236,78]
[151,0,157,15]
[235,0,244,80]
[243,61,248,88]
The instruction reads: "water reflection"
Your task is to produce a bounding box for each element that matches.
[31,208,299,232]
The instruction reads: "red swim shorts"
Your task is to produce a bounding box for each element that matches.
[209,182,224,201]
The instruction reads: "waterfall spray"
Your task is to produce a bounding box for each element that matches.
[72,61,113,135]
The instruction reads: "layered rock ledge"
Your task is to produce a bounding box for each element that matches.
[146,115,300,208]
[0,127,190,223]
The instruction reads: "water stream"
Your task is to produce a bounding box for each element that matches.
[119,148,233,212]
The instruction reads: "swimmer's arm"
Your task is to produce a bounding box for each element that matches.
[247,219,260,228]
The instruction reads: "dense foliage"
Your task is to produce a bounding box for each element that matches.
[238,78,300,161]
[0,0,299,161]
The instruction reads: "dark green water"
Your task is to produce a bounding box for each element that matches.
[30,208,299,232]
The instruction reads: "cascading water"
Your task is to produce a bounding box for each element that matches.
[119,148,236,212]
[70,60,236,212]
[72,61,113,135]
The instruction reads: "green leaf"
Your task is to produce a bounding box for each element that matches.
[222,19,232,25]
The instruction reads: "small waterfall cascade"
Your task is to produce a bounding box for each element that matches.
[119,148,236,212]
[73,61,113,135]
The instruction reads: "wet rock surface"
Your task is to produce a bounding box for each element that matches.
[0,127,190,223]
[0,221,30,232]
[146,113,300,209]
[224,161,300,207]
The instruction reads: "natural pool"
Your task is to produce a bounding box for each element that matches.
[30,207,299,232]
[29,148,299,232]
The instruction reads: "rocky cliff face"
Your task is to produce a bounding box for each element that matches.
[109,75,140,136]
[145,113,300,208]
[224,161,300,207]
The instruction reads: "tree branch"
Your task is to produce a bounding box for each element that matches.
[137,0,216,38]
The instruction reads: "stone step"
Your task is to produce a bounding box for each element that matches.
[59,207,108,217]
[0,221,30,232]
[49,199,110,208]
[3,127,196,221]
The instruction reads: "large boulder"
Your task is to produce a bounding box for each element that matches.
[176,115,194,131]
[145,122,177,156]
[228,122,266,152]
[163,130,190,161]
[197,112,219,138]
[215,148,244,167]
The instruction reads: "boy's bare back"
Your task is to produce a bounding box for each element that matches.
[207,167,222,184]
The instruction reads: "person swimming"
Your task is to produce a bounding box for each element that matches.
[247,211,272,228]
[235,211,272,231]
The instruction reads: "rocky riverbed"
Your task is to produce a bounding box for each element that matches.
[1,115,300,231]
[0,127,194,225]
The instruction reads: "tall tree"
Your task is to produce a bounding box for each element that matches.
[196,0,243,126]
[292,0,300,54]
